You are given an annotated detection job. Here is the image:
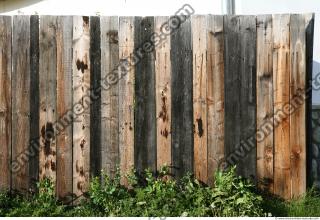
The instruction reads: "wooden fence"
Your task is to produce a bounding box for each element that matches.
[0,14,314,200]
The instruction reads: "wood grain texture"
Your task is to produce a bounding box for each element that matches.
[100,16,119,178]
[72,16,91,198]
[56,16,73,201]
[256,15,274,192]
[289,14,306,198]
[272,14,291,199]
[192,15,208,183]
[134,17,157,173]
[171,16,193,178]
[11,16,31,192]
[207,15,224,185]
[0,16,12,191]
[29,15,40,191]
[119,17,135,184]
[39,16,57,182]
[89,16,101,178]
[155,16,172,170]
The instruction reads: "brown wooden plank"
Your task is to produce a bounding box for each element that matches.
[39,16,57,183]
[171,16,193,178]
[289,14,306,198]
[72,16,91,198]
[0,16,12,191]
[11,15,31,192]
[56,16,73,201]
[119,17,135,184]
[155,16,172,170]
[207,15,224,185]
[192,15,208,183]
[256,15,274,192]
[134,16,157,173]
[272,14,291,199]
[100,16,119,178]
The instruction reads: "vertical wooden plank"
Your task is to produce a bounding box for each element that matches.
[192,15,208,183]
[273,14,291,199]
[207,15,225,185]
[305,13,314,188]
[134,17,157,173]
[90,16,101,178]
[256,15,274,192]
[39,16,57,183]
[290,14,306,198]
[155,16,172,170]
[100,16,119,177]
[29,15,40,191]
[239,16,257,180]
[0,16,11,191]
[73,16,90,198]
[171,16,193,178]
[119,17,135,184]
[56,16,73,201]
[11,15,31,192]
[223,15,241,171]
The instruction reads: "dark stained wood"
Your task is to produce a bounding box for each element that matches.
[72,16,91,199]
[29,15,40,191]
[134,16,157,173]
[89,16,101,178]
[56,16,73,201]
[39,16,57,183]
[11,16,31,192]
[290,14,306,198]
[239,16,257,181]
[0,16,12,191]
[273,14,291,199]
[171,16,193,178]
[207,15,225,185]
[100,16,119,178]
[256,15,274,192]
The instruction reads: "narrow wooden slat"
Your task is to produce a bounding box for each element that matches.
[119,16,135,184]
[273,14,291,199]
[89,16,101,178]
[0,16,12,191]
[100,16,119,178]
[207,15,225,185]
[11,15,31,192]
[155,16,172,170]
[56,16,73,201]
[134,16,157,173]
[29,15,40,191]
[305,13,315,188]
[171,16,193,178]
[72,16,91,198]
[290,14,306,198]
[39,16,57,183]
[256,15,274,192]
[223,15,241,170]
[192,15,208,183]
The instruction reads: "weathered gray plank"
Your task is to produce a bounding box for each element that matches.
[0,16,12,191]
[134,16,157,173]
[90,16,101,178]
[72,16,91,199]
[256,15,274,192]
[39,16,57,183]
[56,16,73,202]
[100,16,119,178]
[11,15,31,192]
[171,16,193,178]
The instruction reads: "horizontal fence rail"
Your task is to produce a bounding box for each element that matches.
[0,14,314,200]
